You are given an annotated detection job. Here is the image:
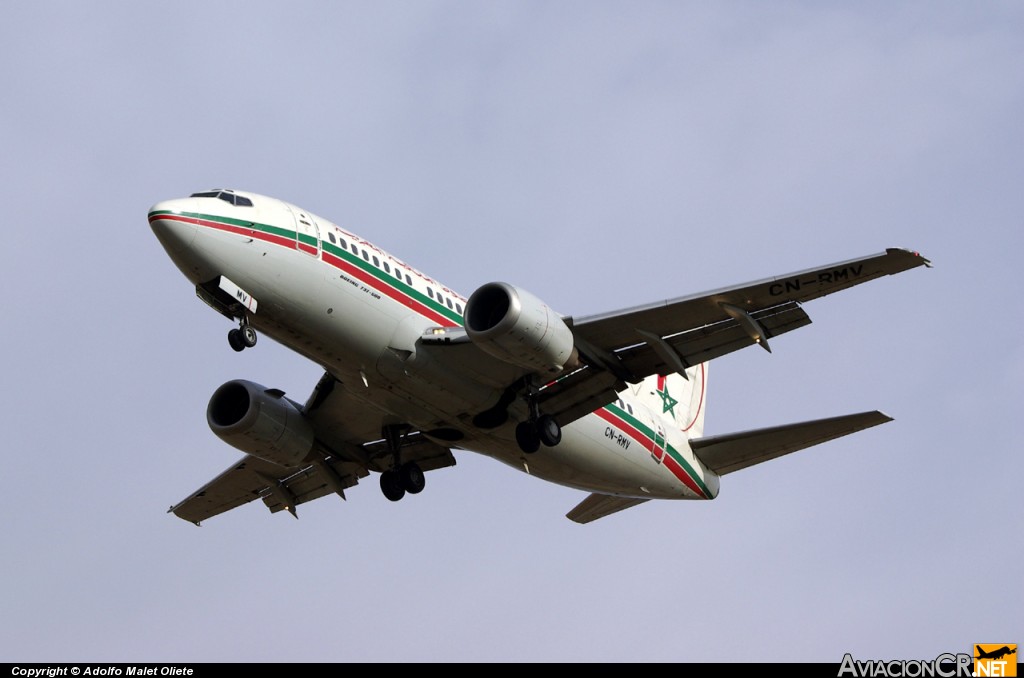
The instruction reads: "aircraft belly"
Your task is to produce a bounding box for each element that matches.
[465,414,706,500]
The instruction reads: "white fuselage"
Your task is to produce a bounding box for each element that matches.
[149,192,720,502]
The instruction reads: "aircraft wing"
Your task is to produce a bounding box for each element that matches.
[169,454,366,525]
[690,410,892,475]
[170,373,457,524]
[540,248,930,426]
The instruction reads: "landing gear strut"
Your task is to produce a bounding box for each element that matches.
[515,384,562,454]
[379,424,426,502]
[228,319,258,352]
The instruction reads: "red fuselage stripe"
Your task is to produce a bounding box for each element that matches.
[156,213,458,328]
[595,408,707,498]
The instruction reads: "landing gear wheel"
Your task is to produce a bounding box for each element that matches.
[538,415,561,447]
[399,462,426,494]
[515,421,541,454]
[241,325,258,348]
[380,470,406,502]
[227,328,245,352]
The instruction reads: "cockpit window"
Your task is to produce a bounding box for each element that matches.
[189,190,253,207]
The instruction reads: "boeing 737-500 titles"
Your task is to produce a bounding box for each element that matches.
[150,188,930,524]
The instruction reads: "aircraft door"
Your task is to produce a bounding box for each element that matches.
[651,421,668,464]
[294,210,320,257]
[283,202,320,257]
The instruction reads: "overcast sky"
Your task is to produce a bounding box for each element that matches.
[1,1,1021,663]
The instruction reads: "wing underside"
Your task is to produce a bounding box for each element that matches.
[168,455,364,524]
[170,375,457,524]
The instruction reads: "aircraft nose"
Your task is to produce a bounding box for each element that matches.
[148,199,198,254]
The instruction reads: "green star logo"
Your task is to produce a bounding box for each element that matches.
[657,381,678,419]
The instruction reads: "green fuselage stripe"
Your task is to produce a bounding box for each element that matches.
[156,209,465,325]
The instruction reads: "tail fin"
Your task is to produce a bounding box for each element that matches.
[627,363,709,438]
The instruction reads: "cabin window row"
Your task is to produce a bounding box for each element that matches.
[324,229,463,313]
[325,230,413,286]
[426,286,463,314]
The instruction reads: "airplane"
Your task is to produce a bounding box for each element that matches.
[976,646,1016,661]
[149,188,931,525]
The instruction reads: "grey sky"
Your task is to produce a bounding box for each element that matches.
[1,1,1020,662]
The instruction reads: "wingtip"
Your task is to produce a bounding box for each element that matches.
[886,247,933,269]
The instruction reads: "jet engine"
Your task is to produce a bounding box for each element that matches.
[207,379,315,467]
[464,282,577,374]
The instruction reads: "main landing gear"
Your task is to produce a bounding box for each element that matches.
[379,463,426,502]
[228,319,257,352]
[378,424,426,502]
[514,387,562,454]
[515,415,561,454]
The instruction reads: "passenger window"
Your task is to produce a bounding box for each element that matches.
[328,232,336,244]
[384,262,390,273]
[373,256,380,267]
[405,274,412,285]
[362,251,369,262]
[427,288,434,299]
[456,303,463,314]
[627,404,634,415]
[446,298,453,309]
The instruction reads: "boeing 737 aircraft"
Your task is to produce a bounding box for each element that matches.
[150,188,930,524]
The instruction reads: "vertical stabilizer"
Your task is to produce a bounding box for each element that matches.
[628,363,709,438]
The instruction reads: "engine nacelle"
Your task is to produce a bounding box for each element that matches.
[464,282,577,374]
[207,379,315,467]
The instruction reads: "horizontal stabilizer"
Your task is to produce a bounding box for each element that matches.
[566,493,650,524]
[690,411,892,475]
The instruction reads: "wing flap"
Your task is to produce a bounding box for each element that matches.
[262,460,366,515]
[170,455,365,524]
[690,410,893,475]
[536,303,809,428]
[538,368,624,427]
[360,431,457,473]
[617,301,811,379]
[573,248,929,353]
[169,455,297,524]
[566,493,650,524]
